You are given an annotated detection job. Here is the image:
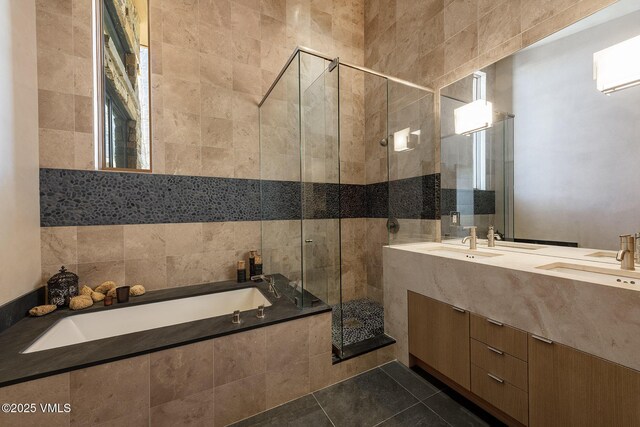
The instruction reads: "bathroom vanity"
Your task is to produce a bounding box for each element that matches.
[383,242,640,426]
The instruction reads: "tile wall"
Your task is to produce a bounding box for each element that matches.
[36,0,367,295]
[0,312,396,426]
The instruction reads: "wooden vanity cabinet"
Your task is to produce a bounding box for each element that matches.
[528,335,640,427]
[408,291,470,389]
[408,291,640,426]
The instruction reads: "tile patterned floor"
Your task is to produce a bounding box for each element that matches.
[231,362,505,427]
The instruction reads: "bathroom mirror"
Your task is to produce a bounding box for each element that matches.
[96,0,151,171]
[440,0,640,251]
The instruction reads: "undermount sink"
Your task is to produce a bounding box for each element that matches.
[423,246,503,260]
[536,262,640,285]
[585,251,617,259]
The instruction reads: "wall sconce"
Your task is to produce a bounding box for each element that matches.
[393,128,420,152]
[454,99,493,135]
[593,35,640,95]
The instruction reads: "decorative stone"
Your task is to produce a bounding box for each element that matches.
[69,295,93,310]
[91,291,106,302]
[129,284,145,296]
[95,281,116,294]
[29,305,57,317]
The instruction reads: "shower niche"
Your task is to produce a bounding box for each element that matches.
[259,48,434,360]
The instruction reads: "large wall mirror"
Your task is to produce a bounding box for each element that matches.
[441,0,640,251]
[96,0,151,171]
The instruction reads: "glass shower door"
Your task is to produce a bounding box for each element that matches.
[300,58,342,354]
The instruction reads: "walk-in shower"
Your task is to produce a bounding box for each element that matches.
[259,47,434,360]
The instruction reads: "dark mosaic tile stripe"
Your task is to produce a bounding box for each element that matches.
[40,169,441,225]
[440,188,496,217]
[40,169,261,226]
[0,287,45,334]
[474,189,495,215]
[260,180,301,221]
[303,182,340,219]
[340,184,367,218]
[366,181,389,218]
[389,174,439,220]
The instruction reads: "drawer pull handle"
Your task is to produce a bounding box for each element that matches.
[487,318,503,326]
[532,334,553,344]
[451,306,466,313]
[487,373,504,384]
[487,345,503,355]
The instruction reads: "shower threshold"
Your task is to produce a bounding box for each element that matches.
[333,334,396,363]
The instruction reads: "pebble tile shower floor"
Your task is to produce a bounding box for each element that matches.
[332,298,384,348]
[231,361,504,426]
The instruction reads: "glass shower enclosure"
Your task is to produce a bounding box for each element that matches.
[259,47,434,359]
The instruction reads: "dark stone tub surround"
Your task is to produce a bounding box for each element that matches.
[0,276,330,388]
[0,287,46,334]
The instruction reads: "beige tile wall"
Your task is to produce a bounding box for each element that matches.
[41,221,261,289]
[363,0,616,250]
[36,0,369,296]
[365,0,615,92]
[0,312,396,426]
[36,0,365,176]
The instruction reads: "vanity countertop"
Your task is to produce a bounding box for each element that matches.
[0,276,330,388]
[383,241,640,371]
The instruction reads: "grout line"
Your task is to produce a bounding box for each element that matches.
[421,402,452,426]
[371,402,421,427]
[312,393,336,427]
[378,362,431,402]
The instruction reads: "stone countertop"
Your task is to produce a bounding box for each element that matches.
[0,276,330,388]
[383,242,640,371]
[392,241,640,291]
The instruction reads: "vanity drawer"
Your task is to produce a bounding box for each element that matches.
[471,364,528,425]
[470,314,527,361]
[470,339,528,391]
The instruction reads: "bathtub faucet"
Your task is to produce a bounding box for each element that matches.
[251,274,280,299]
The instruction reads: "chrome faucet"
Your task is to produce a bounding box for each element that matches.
[616,234,636,271]
[251,274,280,298]
[462,226,478,250]
[487,226,496,247]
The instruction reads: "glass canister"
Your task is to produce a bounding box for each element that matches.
[47,266,79,307]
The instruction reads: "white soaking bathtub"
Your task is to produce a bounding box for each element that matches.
[22,287,271,354]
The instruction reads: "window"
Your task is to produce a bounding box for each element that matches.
[98,0,151,171]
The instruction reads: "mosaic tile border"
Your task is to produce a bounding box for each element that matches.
[440,188,496,216]
[40,169,443,226]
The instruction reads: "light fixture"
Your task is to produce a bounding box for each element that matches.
[393,127,410,152]
[593,35,640,95]
[393,128,420,152]
[454,99,493,135]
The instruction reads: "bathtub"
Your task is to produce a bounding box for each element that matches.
[22,287,271,354]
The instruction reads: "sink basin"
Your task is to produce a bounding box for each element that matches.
[585,251,617,259]
[536,262,640,285]
[422,246,503,260]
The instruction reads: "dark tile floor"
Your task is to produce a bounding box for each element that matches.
[231,362,505,427]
